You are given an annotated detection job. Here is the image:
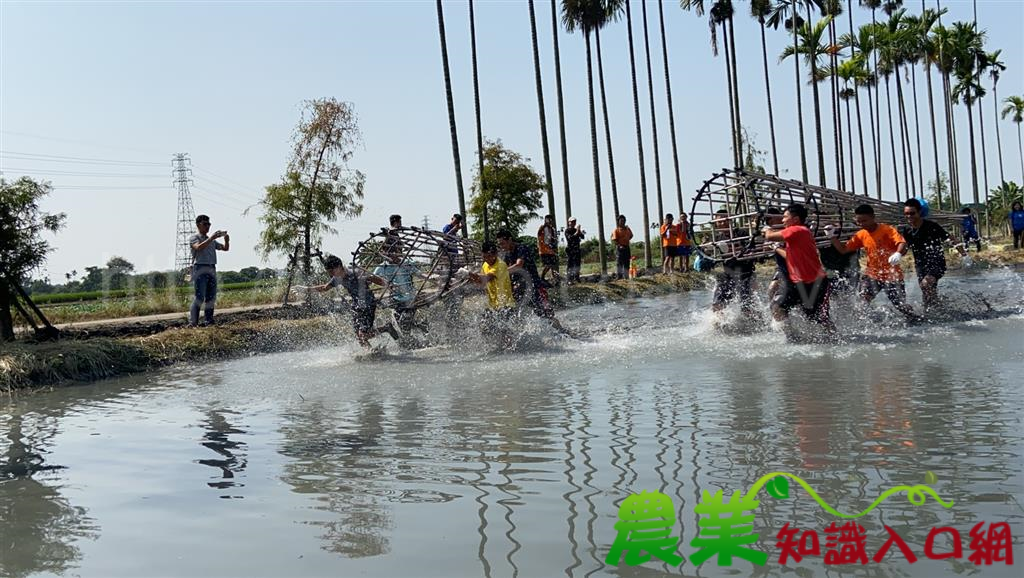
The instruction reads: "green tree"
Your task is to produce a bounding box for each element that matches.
[781,14,833,187]
[925,171,949,210]
[256,98,365,272]
[988,181,1022,235]
[468,141,545,241]
[105,256,135,290]
[0,177,66,341]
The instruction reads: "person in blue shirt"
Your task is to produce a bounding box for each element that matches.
[961,207,981,252]
[442,213,464,237]
[1009,201,1024,250]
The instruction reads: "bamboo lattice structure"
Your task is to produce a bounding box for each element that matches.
[351,226,481,310]
[687,169,963,263]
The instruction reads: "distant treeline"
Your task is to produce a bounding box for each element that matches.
[26,256,278,297]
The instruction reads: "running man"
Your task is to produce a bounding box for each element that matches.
[537,214,562,285]
[496,229,568,333]
[762,203,835,337]
[711,209,757,316]
[312,254,399,348]
[469,241,517,346]
[900,198,971,309]
[828,204,919,320]
[611,215,634,280]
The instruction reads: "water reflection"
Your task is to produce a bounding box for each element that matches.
[195,407,248,496]
[0,404,97,578]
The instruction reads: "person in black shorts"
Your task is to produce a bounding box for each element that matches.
[312,255,399,348]
[710,210,757,316]
[900,198,971,309]
[496,229,569,334]
[564,217,585,284]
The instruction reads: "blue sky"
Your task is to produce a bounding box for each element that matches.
[1,0,1021,281]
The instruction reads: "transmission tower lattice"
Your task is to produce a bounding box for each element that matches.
[173,153,196,276]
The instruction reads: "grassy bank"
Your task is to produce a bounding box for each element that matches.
[1,314,344,393]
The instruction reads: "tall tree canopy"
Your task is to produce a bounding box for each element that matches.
[469,140,546,240]
[0,177,66,341]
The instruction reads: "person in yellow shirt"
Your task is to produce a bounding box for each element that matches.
[469,241,517,345]
[611,214,634,280]
[829,203,919,320]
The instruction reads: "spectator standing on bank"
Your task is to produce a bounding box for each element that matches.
[611,215,634,280]
[564,217,585,284]
[537,215,562,285]
[1010,201,1024,250]
[189,214,229,327]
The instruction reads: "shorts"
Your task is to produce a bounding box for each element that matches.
[351,304,376,335]
[713,262,755,309]
[773,278,831,324]
[541,253,558,268]
[916,264,945,282]
[663,245,678,258]
[859,277,907,305]
[677,245,693,256]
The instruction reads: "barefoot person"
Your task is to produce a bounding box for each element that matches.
[312,254,398,348]
[710,210,757,317]
[496,229,568,334]
[189,214,229,327]
[828,204,919,320]
[660,214,680,274]
[900,198,971,309]
[677,213,693,272]
[762,203,834,337]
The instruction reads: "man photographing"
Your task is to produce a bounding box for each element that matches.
[189,214,229,326]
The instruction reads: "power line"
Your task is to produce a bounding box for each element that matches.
[0,166,167,178]
[192,166,262,193]
[191,174,262,205]
[0,150,164,166]
[50,185,169,190]
[0,129,166,155]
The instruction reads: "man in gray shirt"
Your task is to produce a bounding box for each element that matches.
[189,214,230,326]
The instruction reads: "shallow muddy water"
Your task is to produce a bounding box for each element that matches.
[2,270,1022,577]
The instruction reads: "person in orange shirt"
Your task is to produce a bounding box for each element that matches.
[611,214,634,280]
[676,213,692,272]
[537,214,562,285]
[829,204,919,320]
[659,214,680,274]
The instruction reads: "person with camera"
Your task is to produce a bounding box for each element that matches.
[189,214,229,327]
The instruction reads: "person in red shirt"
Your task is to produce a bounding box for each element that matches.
[828,204,919,320]
[762,203,834,335]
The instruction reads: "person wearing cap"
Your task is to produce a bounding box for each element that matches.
[188,214,229,326]
[564,217,585,284]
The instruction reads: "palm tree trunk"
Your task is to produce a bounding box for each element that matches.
[855,88,869,194]
[793,10,808,182]
[1017,123,1023,182]
[584,34,608,276]
[866,81,882,199]
[726,14,743,166]
[845,92,856,194]
[849,0,867,192]
[658,0,686,215]
[941,71,956,208]
[911,66,924,195]
[944,72,961,207]
[966,101,980,207]
[926,62,942,196]
[977,96,991,233]
[627,0,653,269]
[830,22,843,188]
[594,29,620,219]
[810,65,826,186]
[895,69,916,198]
[550,0,572,218]
[528,0,556,223]
[993,81,1005,184]
[722,22,739,169]
[436,0,469,236]
[642,0,665,219]
[872,9,883,197]
[758,19,779,174]
[884,75,902,200]
[469,0,485,238]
